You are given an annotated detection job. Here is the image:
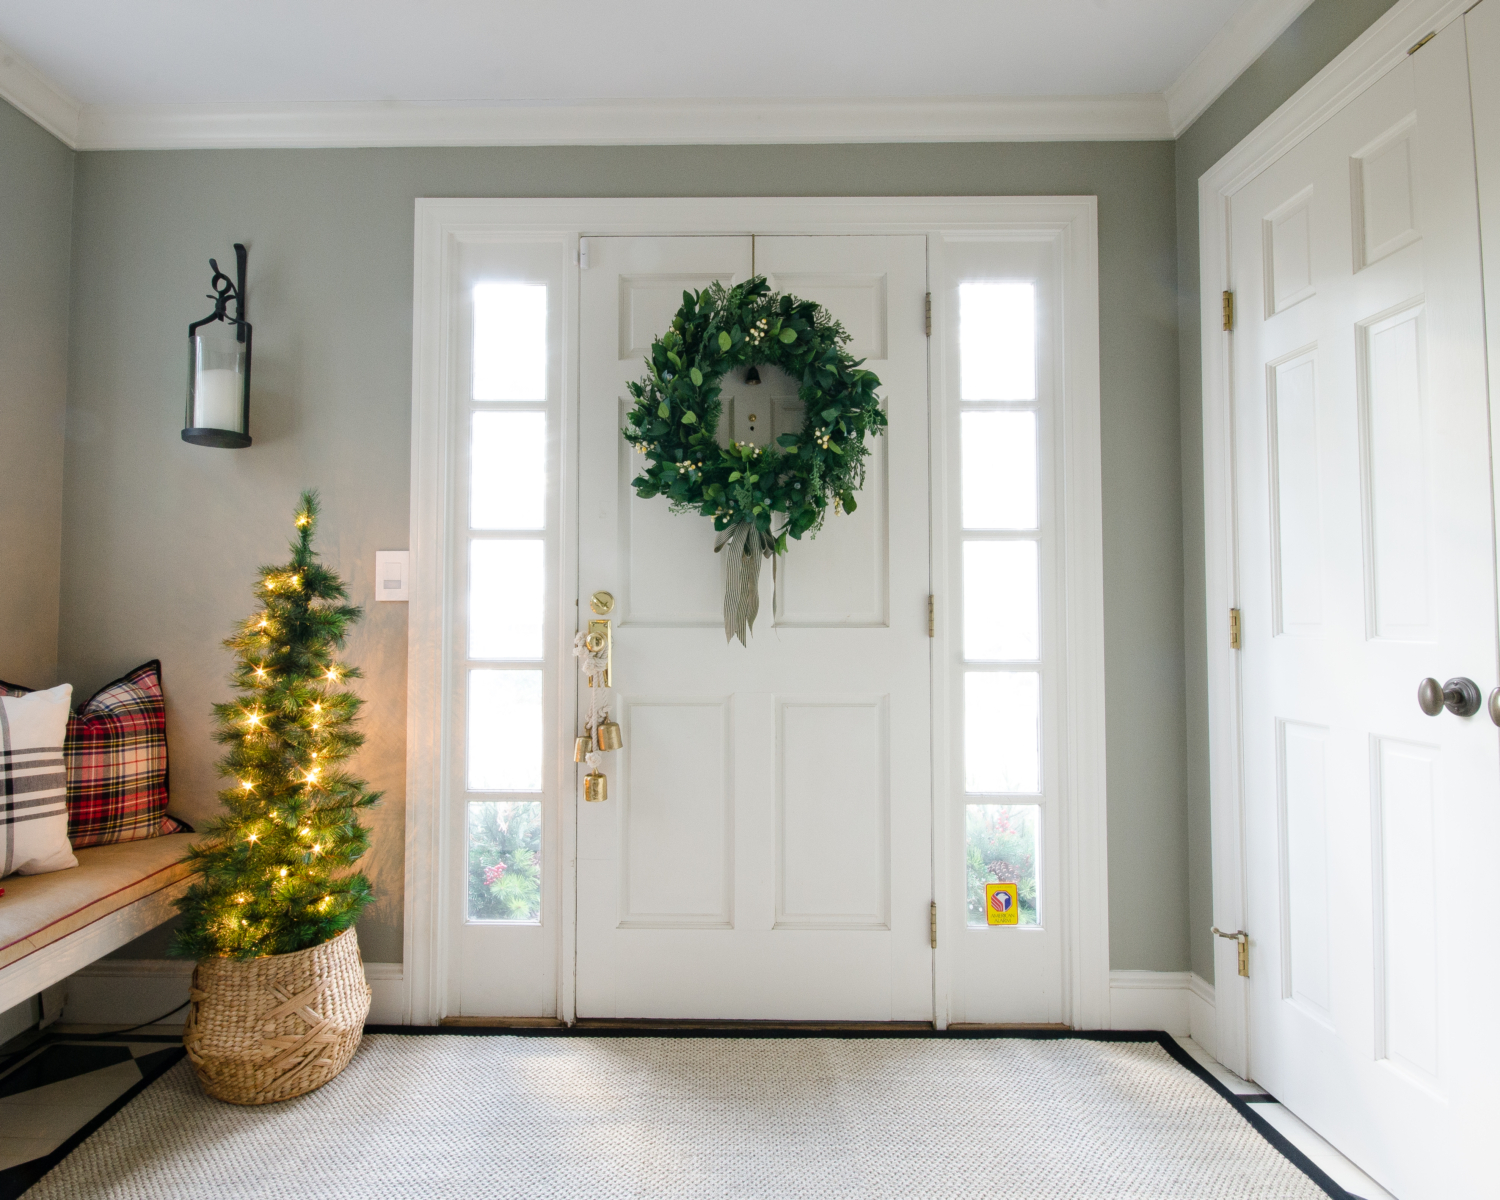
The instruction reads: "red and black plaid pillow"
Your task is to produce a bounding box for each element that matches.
[0,661,188,848]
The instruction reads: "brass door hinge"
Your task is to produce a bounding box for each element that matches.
[1222,290,1234,332]
[930,901,938,949]
[1213,927,1249,977]
[1408,31,1436,54]
[925,292,932,337]
[1229,607,1242,650]
[928,595,935,638]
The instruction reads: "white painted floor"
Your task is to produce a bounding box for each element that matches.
[1174,1037,1399,1200]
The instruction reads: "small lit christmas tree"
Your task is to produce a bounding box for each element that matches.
[173,490,378,960]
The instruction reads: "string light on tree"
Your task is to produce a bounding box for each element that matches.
[172,490,379,961]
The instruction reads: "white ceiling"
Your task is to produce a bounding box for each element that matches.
[1,0,1248,105]
[0,0,1318,148]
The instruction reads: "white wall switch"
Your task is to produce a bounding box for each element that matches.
[375,551,410,602]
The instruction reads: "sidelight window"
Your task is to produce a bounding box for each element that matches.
[957,281,1043,928]
[463,282,549,923]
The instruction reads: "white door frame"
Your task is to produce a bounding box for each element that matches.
[404,196,1107,1027]
[1197,0,1471,1076]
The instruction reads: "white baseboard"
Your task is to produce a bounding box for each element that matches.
[64,959,409,1026]
[364,962,407,1025]
[1187,972,1217,1057]
[63,959,194,1026]
[1109,970,1216,1038]
[64,962,1207,1038]
[0,994,38,1045]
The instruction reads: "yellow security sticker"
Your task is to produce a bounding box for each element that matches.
[985,882,1019,926]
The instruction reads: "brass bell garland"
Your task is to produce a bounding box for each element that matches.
[575,622,621,802]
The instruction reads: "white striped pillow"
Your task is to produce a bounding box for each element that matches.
[1,683,78,877]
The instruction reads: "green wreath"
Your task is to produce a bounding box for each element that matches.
[623,276,886,644]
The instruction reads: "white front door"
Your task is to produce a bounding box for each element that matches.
[1228,23,1499,1198]
[575,234,934,1020]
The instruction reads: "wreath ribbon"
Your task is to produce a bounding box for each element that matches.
[714,521,775,647]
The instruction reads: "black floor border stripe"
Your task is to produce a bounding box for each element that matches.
[0,1042,186,1200]
[1151,1033,1357,1200]
[365,1023,1360,1200]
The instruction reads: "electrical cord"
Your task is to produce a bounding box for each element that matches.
[99,1000,191,1036]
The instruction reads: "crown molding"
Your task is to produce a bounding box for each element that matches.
[75,94,1173,149]
[0,35,81,146]
[1165,0,1317,136]
[57,93,1172,151]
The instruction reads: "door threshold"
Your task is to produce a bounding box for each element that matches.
[420,1017,1072,1034]
[573,1018,936,1033]
[948,1022,1072,1031]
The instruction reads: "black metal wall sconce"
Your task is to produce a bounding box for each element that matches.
[182,243,252,448]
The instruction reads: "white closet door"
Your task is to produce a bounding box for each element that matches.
[1228,21,1499,1198]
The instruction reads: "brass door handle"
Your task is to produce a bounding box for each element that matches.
[578,590,620,802]
[1212,926,1249,978]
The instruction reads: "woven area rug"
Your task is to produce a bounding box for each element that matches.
[24,1032,1347,1199]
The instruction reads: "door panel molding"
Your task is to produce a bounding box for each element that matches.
[773,694,891,931]
[617,695,736,930]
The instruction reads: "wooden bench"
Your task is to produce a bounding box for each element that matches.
[0,834,199,1015]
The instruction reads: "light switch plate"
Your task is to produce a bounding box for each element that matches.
[375,551,410,602]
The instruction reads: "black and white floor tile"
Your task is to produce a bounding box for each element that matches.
[0,1029,184,1200]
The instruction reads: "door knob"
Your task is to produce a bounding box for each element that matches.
[1417,676,1481,717]
[1489,687,1500,727]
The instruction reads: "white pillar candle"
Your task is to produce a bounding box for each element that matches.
[194,367,243,431]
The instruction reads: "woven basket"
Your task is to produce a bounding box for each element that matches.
[184,926,370,1105]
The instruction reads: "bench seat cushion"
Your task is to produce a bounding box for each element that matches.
[0,833,199,972]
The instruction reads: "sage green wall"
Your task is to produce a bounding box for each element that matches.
[1176,0,1400,982]
[65,141,1186,969]
[0,100,73,689]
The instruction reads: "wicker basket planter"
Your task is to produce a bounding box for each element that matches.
[183,926,370,1105]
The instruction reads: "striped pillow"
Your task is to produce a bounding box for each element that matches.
[0,683,77,877]
[0,662,184,849]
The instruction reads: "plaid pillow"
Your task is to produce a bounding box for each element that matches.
[0,661,186,847]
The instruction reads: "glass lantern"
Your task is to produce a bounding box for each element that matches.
[183,243,252,448]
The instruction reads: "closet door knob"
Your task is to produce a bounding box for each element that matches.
[1488,687,1500,727]
[1417,677,1481,717]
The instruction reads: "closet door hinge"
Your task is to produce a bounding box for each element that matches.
[925,293,932,337]
[930,902,938,949]
[1229,607,1242,650]
[1213,926,1250,977]
[928,595,935,638]
[1222,290,1234,332]
[578,237,590,270]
